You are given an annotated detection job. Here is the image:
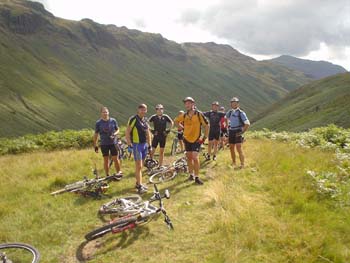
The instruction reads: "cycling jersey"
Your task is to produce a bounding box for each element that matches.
[95,118,118,145]
[204,111,225,130]
[149,114,172,135]
[175,110,208,143]
[128,115,149,144]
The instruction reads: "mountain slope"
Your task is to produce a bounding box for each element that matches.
[268,55,347,80]
[0,0,310,137]
[252,73,350,131]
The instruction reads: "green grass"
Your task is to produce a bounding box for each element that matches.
[252,73,350,131]
[0,0,310,137]
[0,138,349,262]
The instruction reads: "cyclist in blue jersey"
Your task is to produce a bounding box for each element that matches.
[225,97,250,169]
[93,107,122,179]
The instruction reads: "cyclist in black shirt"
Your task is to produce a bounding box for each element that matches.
[149,104,173,166]
[204,101,226,161]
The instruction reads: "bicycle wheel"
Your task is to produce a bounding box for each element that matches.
[170,139,177,156]
[85,216,137,241]
[99,195,143,216]
[149,170,176,184]
[50,180,86,195]
[0,243,40,263]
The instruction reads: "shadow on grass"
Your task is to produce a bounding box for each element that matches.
[76,226,150,262]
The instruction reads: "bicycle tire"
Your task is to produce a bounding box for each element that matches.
[99,195,143,215]
[0,243,40,263]
[50,180,86,195]
[149,170,176,184]
[85,216,137,241]
[170,139,177,156]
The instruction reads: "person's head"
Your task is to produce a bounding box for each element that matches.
[183,97,195,111]
[219,106,225,112]
[230,97,240,109]
[178,110,185,116]
[100,106,109,120]
[211,101,219,111]
[155,104,164,116]
[137,104,148,117]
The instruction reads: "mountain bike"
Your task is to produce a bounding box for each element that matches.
[0,243,40,263]
[170,130,184,156]
[108,138,130,168]
[50,168,122,198]
[85,184,173,241]
[149,156,187,184]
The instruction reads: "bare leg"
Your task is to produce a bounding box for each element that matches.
[208,140,212,156]
[135,160,143,185]
[192,152,200,176]
[236,143,244,167]
[111,155,121,173]
[159,147,165,166]
[103,156,109,176]
[229,144,236,166]
[186,151,194,174]
[213,139,219,156]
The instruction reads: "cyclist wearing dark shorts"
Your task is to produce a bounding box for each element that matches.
[225,97,250,169]
[149,104,173,166]
[204,101,226,161]
[219,106,228,149]
[175,97,209,185]
[126,104,151,194]
[176,110,185,152]
[93,107,122,179]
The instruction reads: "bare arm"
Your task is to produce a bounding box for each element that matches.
[93,132,98,147]
[125,125,132,146]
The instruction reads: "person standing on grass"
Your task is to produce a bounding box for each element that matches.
[149,104,174,167]
[125,104,152,194]
[204,101,226,161]
[219,106,228,150]
[93,106,122,179]
[225,97,250,169]
[175,110,185,153]
[175,97,209,185]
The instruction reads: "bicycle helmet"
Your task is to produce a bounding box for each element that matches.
[183,97,195,103]
[230,97,239,102]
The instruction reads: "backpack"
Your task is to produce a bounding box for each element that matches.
[227,109,244,128]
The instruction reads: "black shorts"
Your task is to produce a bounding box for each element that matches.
[209,128,220,141]
[152,135,166,148]
[220,128,228,137]
[101,144,119,157]
[177,132,184,140]
[228,130,244,144]
[184,139,201,152]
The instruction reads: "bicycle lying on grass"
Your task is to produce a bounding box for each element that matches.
[0,243,40,263]
[148,156,188,184]
[50,168,122,198]
[85,184,173,241]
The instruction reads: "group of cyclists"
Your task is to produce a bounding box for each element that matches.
[93,96,250,194]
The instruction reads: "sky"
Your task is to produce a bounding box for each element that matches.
[35,0,349,70]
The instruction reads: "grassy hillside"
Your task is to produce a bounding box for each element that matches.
[0,135,349,262]
[268,55,348,80]
[0,0,310,137]
[252,73,350,131]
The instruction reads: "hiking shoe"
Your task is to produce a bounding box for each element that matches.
[110,172,123,181]
[194,177,204,185]
[187,174,195,181]
[213,155,217,161]
[136,184,148,194]
[135,183,148,190]
[205,154,211,161]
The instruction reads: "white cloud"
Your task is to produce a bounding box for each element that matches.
[32,0,349,70]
